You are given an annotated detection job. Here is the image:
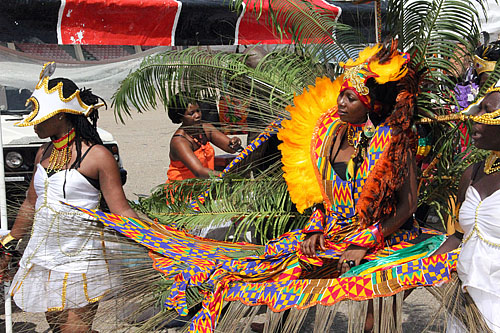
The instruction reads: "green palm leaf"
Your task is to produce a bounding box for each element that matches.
[120,0,493,233]
[112,45,340,137]
[133,169,309,244]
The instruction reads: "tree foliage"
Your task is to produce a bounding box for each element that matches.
[116,0,497,236]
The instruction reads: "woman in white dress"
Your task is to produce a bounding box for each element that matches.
[0,63,139,332]
[435,87,500,332]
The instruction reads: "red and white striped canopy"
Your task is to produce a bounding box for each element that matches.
[0,0,380,46]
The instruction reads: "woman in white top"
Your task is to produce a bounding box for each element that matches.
[0,63,139,333]
[435,88,500,332]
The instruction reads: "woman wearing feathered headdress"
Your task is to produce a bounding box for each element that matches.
[76,40,430,332]
[280,40,418,268]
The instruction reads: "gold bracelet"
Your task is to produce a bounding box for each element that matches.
[0,233,16,247]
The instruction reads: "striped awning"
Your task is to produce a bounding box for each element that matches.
[0,0,381,46]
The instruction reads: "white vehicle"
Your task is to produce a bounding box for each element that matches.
[0,85,127,225]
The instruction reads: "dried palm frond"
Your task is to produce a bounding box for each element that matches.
[427,273,493,333]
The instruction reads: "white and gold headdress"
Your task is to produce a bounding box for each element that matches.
[15,62,104,127]
[473,54,497,76]
[462,80,500,116]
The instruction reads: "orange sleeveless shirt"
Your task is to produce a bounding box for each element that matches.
[167,141,215,180]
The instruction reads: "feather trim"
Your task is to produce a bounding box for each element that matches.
[278,76,343,213]
[340,44,382,68]
[369,53,409,84]
[339,43,409,86]
[356,70,418,228]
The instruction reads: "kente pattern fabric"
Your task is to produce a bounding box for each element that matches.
[302,113,391,246]
[10,164,111,312]
[66,116,438,332]
[344,222,382,249]
[167,141,215,181]
[66,205,455,333]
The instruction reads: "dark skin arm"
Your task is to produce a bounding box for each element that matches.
[10,144,47,239]
[169,124,242,179]
[300,151,418,275]
[299,204,327,256]
[78,145,139,219]
[433,164,474,256]
[0,145,46,281]
[204,123,242,153]
[432,233,462,256]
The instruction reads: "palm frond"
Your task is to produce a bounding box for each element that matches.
[132,169,309,244]
[387,0,482,109]
[233,0,364,58]
[113,50,246,121]
[113,47,324,123]
[384,0,491,228]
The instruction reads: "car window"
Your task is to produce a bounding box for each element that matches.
[0,85,32,114]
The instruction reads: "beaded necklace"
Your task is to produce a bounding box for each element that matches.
[484,151,500,175]
[47,128,75,173]
[419,108,500,125]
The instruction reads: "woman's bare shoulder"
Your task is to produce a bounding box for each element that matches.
[170,129,193,146]
[173,127,186,135]
[171,128,191,141]
[457,163,476,203]
[35,142,52,163]
[82,144,114,162]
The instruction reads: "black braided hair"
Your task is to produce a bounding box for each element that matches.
[47,78,104,169]
[366,78,399,127]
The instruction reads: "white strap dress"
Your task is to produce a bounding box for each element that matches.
[453,185,500,332]
[10,164,113,312]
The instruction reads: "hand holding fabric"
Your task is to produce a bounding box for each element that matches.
[337,244,368,275]
[228,137,243,152]
[300,232,326,258]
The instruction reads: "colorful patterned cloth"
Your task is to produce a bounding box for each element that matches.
[66,205,455,333]
[63,114,456,332]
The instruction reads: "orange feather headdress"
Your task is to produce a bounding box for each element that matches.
[339,43,410,109]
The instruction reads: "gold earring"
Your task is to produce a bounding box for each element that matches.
[364,113,375,138]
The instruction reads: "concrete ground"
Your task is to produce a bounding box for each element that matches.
[0,107,445,332]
